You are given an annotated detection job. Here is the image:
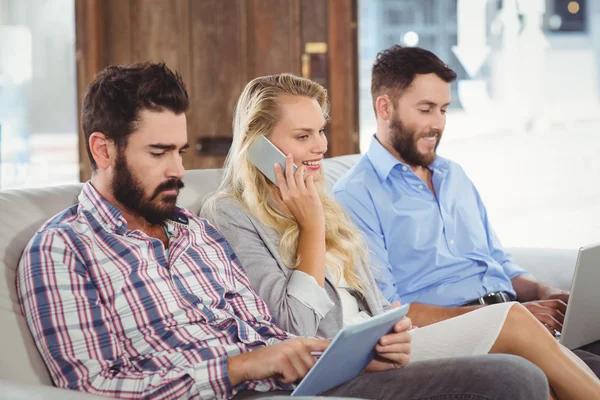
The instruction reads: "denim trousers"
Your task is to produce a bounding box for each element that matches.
[233,354,549,400]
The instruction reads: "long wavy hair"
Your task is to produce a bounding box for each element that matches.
[204,73,369,293]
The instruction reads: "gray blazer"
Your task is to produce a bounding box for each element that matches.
[201,197,390,338]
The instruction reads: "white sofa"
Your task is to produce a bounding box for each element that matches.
[0,154,579,399]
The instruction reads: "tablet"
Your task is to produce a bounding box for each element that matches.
[291,304,411,397]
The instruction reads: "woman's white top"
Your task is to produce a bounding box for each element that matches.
[336,274,372,326]
[335,268,515,362]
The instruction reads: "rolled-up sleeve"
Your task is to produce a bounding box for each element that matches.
[201,198,335,337]
[287,270,335,318]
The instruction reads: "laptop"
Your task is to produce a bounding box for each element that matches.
[559,242,600,350]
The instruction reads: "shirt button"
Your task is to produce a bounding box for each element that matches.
[402,166,408,171]
[449,239,455,245]
[116,221,123,227]
[418,185,424,190]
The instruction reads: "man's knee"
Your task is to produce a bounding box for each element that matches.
[327,355,548,400]
[463,354,548,400]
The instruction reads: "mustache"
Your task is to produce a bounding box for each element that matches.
[152,179,185,199]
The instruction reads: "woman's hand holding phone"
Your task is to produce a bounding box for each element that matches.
[274,154,325,233]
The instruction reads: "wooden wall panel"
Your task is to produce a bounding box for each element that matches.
[104,0,132,65]
[174,0,194,170]
[328,0,359,156]
[246,0,302,78]
[189,0,247,169]
[75,0,104,181]
[130,0,184,67]
[300,0,329,152]
[76,0,358,178]
[110,0,196,169]
[301,0,328,45]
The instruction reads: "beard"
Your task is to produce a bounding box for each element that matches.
[389,116,441,167]
[112,152,184,225]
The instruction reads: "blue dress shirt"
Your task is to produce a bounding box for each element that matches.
[332,136,527,307]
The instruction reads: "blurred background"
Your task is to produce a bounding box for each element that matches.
[0,0,598,250]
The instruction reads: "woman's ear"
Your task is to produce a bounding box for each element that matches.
[89,132,116,170]
[375,95,394,121]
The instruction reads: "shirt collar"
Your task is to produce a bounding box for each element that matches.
[79,182,128,234]
[430,154,449,175]
[78,182,189,234]
[366,135,403,182]
[366,134,450,181]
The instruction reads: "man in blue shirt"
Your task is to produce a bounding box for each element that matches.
[333,45,600,366]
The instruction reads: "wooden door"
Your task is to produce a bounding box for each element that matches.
[75,0,358,181]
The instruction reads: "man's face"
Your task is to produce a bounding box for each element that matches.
[388,73,450,167]
[111,110,189,224]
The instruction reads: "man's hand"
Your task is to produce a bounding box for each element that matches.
[522,285,570,333]
[522,298,567,333]
[227,338,330,386]
[366,302,412,372]
[512,276,570,333]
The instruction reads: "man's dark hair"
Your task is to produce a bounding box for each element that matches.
[81,61,189,171]
[371,45,457,110]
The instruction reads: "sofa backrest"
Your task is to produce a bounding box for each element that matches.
[0,154,361,385]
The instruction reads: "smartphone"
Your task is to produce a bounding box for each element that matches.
[247,136,297,185]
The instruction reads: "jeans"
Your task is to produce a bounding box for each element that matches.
[233,354,549,400]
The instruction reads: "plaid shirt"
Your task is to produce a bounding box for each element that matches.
[17,182,293,399]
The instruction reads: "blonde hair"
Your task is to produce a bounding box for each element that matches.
[205,73,369,293]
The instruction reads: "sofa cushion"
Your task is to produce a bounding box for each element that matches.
[177,168,223,214]
[0,379,106,399]
[0,156,359,384]
[0,185,83,385]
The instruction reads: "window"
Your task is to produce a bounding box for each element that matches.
[0,0,78,189]
[358,0,600,249]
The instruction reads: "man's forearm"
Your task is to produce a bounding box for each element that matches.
[511,275,544,302]
[407,302,482,327]
[227,353,249,387]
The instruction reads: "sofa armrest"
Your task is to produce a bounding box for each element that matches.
[0,380,109,400]
[507,247,578,291]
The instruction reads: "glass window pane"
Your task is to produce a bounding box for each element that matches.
[358,0,600,249]
[0,0,78,189]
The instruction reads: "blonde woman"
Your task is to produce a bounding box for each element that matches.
[201,73,600,400]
